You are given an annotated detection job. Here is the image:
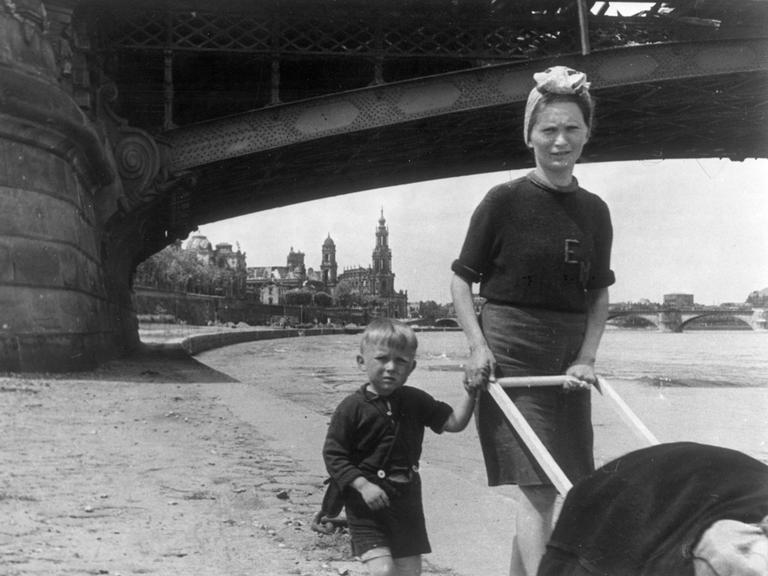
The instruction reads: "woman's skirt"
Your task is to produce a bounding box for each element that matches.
[478,301,595,487]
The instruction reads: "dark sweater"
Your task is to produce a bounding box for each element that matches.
[540,442,768,576]
[452,174,615,312]
[323,384,453,490]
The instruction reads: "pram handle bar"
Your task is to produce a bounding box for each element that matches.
[495,375,658,446]
[487,381,573,496]
[488,375,659,496]
[597,377,659,447]
[496,375,571,388]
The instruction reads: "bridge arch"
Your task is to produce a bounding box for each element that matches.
[679,312,753,332]
[163,39,768,228]
[606,310,660,330]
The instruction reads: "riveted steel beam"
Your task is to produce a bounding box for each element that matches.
[163,38,768,173]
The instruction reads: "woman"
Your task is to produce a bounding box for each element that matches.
[450,66,615,576]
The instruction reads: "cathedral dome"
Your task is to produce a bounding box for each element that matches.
[186,234,212,251]
[323,234,335,247]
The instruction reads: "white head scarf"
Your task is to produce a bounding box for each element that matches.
[523,66,592,144]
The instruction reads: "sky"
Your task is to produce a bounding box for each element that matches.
[196,157,768,306]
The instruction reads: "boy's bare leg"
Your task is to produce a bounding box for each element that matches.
[362,547,395,576]
[510,486,558,576]
[393,555,422,576]
[362,550,421,576]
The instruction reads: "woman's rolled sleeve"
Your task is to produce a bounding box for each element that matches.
[587,199,616,290]
[451,259,482,283]
[452,188,502,284]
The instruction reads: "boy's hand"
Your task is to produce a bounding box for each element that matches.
[464,344,494,393]
[354,478,390,510]
[462,372,481,397]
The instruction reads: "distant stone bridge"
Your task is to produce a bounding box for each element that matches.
[607,307,767,332]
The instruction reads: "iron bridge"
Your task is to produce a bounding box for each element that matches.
[63,0,768,259]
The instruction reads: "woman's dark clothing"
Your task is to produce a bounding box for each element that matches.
[452,173,615,486]
[478,303,594,485]
[537,442,768,576]
[451,174,615,312]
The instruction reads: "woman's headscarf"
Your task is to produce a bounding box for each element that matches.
[523,66,592,144]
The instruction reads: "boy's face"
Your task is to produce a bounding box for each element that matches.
[357,342,416,397]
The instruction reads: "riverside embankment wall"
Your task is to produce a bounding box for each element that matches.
[178,327,350,356]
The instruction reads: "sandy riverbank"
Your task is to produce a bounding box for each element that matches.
[7,325,764,576]
[2,341,463,576]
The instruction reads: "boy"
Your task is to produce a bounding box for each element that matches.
[323,318,477,576]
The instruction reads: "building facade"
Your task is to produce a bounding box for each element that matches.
[245,211,407,317]
[247,245,326,304]
[663,293,695,308]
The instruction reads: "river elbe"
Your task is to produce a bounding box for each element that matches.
[194,328,767,575]
[197,328,768,469]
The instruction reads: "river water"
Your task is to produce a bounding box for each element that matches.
[197,329,768,477]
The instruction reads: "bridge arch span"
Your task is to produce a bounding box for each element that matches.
[163,38,768,227]
[679,312,753,332]
[606,310,660,330]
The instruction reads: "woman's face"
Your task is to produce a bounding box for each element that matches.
[528,101,589,177]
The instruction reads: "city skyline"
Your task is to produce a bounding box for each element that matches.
[197,157,768,306]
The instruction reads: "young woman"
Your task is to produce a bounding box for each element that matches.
[451,66,615,576]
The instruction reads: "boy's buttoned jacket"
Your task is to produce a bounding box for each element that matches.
[323,384,452,490]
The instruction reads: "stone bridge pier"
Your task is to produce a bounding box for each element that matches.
[751,309,767,331]
[0,2,151,371]
[658,309,684,333]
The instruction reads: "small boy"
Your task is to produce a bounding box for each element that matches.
[323,318,477,576]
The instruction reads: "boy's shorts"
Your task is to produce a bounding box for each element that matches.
[344,474,431,559]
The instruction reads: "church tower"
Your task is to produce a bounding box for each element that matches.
[321,234,337,286]
[371,208,395,297]
[286,246,306,278]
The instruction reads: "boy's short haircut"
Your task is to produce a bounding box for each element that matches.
[360,318,418,354]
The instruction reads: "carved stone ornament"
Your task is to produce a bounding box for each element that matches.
[3,0,48,39]
[98,82,164,212]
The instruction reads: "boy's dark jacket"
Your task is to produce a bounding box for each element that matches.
[323,384,452,490]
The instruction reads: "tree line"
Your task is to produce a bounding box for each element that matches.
[133,242,246,298]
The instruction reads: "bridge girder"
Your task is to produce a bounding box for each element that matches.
[158,38,768,229]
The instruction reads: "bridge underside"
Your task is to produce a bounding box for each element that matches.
[174,69,768,227]
[82,0,768,237]
[2,0,768,372]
